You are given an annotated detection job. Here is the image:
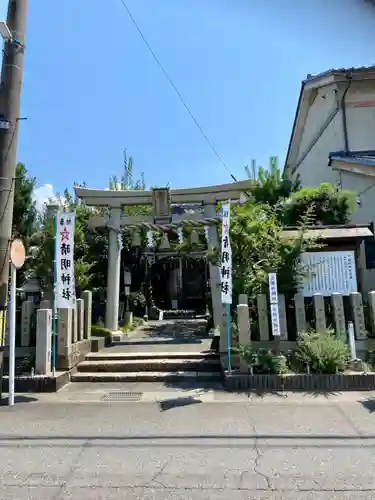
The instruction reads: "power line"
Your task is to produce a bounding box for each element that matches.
[117,0,238,182]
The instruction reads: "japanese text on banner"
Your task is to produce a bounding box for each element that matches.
[56,212,76,309]
[221,202,232,304]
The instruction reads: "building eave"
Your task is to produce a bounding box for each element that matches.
[329,155,375,168]
[282,224,373,241]
[284,66,375,177]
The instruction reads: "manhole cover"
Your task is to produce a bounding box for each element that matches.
[101,392,143,402]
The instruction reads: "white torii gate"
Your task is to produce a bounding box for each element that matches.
[74,180,252,352]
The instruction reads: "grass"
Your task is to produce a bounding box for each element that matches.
[120,316,144,333]
[91,316,144,336]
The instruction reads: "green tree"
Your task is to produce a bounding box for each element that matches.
[282,183,357,226]
[228,201,314,300]
[30,149,149,297]
[109,149,145,191]
[244,163,356,226]
[12,163,38,283]
[246,163,301,206]
[12,162,37,240]
[28,190,100,296]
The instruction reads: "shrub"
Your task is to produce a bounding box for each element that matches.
[295,330,349,374]
[91,324,112,337]
[128,291,146,310]
[234,345,288,375]
[121,316,144,332]
[282,183,357,226]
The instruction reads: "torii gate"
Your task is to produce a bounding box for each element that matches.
[74,180,252,351]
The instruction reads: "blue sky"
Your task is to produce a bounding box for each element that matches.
[1,0,374,205]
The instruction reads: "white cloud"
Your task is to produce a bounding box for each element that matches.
[32,184,56,212]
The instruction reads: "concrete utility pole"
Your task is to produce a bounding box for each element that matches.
[0,0,28,312]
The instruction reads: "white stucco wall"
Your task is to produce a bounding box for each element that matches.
[291,84,343,187]
[290,79,375,293]
[346,81,375,151]
[341,169,375,292]
[291,80,375,188]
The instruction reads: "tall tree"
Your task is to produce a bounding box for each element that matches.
[30,149,149,297]
[12,162,37,240]
[245,161,301,206]
[12,163,38,283]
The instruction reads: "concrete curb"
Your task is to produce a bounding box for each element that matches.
[224,372,375,392]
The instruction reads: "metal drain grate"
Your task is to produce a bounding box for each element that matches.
[101,391,143,402]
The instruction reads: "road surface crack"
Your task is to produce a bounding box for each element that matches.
[253,435,273,490]
[244,404,274,490]
[147,457,171,488]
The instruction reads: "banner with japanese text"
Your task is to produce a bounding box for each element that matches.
[55,212,76,309]
[220,202,232,304]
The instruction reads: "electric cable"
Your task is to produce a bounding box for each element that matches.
[117,0,239,183]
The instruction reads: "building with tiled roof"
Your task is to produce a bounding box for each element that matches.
[284,66,375,292]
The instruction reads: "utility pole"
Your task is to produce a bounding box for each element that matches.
[0,0,28,313]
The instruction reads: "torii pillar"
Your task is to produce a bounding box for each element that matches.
[105,208,121,331]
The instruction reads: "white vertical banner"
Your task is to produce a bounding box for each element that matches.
[268,272,280,337]
[220,201,232,304]
[56,212,76,309]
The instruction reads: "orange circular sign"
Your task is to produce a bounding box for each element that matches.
[10,239,26,269]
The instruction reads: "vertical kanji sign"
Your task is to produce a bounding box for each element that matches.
[221,202,232,304]
[268,272,280,337]
[56,212,76,308]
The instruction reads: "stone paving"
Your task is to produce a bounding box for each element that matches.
[4,319,375,498]
[1,393,375,498]
[109,318,214,353]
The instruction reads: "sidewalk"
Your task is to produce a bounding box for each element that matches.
[2,382,375,406]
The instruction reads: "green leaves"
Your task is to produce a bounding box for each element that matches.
[295,330,350,374]
[228,201,311,299]
[282,183,357,226]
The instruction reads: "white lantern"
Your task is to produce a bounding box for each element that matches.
[177,227,183,244]
[204,225,209,242]
[146,230,154,248]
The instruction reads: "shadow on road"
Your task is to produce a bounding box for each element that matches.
[0,394,38,406]
[359,397,375,413]
[158,396,203,411]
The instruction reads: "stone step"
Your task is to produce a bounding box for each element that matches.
[111,337,210,346]
[71,371,222,383]
[85,351,219,361]
[77,358,221,373]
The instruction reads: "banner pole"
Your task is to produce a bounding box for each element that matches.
[52,215,57,375]
[226,303,231,374]
[8,264,16,406]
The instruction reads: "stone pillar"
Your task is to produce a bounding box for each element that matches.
[35,309,52,374]
[21,300,34,347]
[76,298,84,341]
[368,291,375,336]
[39,300,51,310]
[294,293,306,335]
[278,294,288,340]
[331,293,346,341]
[3,309,8,346]
[313,294,326,331]
[350,292,366,340]
[238,294,248,305]
[105,208,122,331]
[57,308,72,356]
[257,294,269,341]
[204,203,224,345]
[237,295,250,345]
[72,305,78,343]
[82,290,92,339]
[237,297,250,373]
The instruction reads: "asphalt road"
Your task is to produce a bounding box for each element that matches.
[1,392,375,499]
